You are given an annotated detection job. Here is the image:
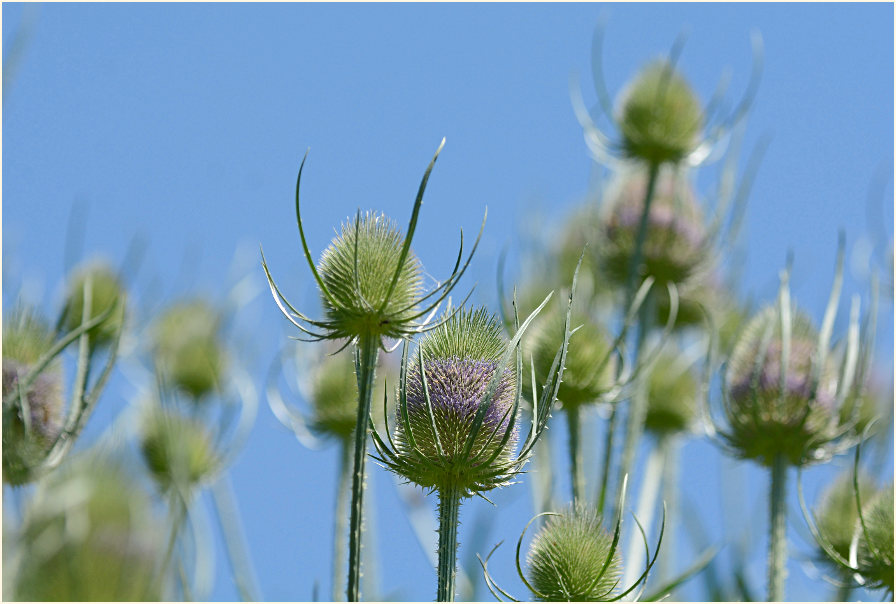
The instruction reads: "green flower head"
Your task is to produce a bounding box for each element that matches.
[140,406,217,493]
[853,485,894,594]
[816,471,874,571]
[616,61,703,165]
[61,262,126,349]
[526,505,621,602]
[644,352,698,437]
[153,300,227,401]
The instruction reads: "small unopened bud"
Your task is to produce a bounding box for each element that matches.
[526,504,621,601]
[62,262,125,348]
[616,60,703,165]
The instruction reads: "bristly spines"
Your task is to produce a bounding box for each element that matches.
[526,504,621,601]
[389,307,518,495]
[317,211,423,340]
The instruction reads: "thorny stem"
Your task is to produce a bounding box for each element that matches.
[333,439,352,601]
[436,483,462,602]
[211,473,261,602]
[566,406,584,503]
[347,333,379,602]
[767,454,788,602]
[615,160,660,506]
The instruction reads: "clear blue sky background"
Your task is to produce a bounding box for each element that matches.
[3,3,893,602]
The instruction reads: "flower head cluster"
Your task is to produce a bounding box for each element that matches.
[13,455,161,601]
[263,140,482,348]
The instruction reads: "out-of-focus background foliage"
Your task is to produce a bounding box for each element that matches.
[3,3,893,601]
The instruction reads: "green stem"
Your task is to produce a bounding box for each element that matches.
[616,161,660,504]
[347,334,379,602]
[333,439,352,601]
[657,436,679,586]
[596,405,617,517]
[834,583,852,602]
[529,426,554,514]
[210,473,261,602]
[767,454,788,602]
[436,484,462,602]
[623,434,665,588]
[566,406,584,503]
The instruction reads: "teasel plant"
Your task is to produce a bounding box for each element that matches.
[138,296,261,601]
[266,340,395,600]
[478,476,666,602]
[704,239,875,602]
[262,138,484,601]
[370,249,584,602]
[2,264,126,487]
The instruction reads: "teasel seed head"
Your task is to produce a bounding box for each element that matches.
[389,307,517,494]
[616,61,703,166]
[153,300,227,402]
[2,309,63,486]
[601,167,708,287]
[13,455,161,601]
[644,352,698,436]
[61,262,126,349]
[723,306,838,466]
[852,485,894,593]
[140,406,217,494]
[525,504,621,601]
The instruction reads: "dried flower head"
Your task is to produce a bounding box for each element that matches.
[722,305,839,466]
[643,352,698,436]
[525,505,621,601]
[601,167,708,286]
[263,140,483,349]
[153,300,227,401]
[13,456,161,601]
[61,262,126,349]
[140,406,217,493]
[2,310,63,486]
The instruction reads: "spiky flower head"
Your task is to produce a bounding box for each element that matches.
[153,300,227,401]
[384,307,517,495]
[140,406,217,493]
[723,306,838,466]
[644,352,698,436]
[530,307,615,409]
[853,485,894,593]
[2,309,63,486]
[601,167,707,287]
[317,211,423,340]
[815,471,874,571]
[616,60,703,165]
[12,456,161,601]
[526,504,621,602]
[61,262,126,348]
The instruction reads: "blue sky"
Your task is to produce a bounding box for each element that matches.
[3,3,893,602]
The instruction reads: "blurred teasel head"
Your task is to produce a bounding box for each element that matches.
[60,261,126,350]
[600,166,709,287]
[262,140,484,348]
[851,484,894,594]
[524,505,621,601]
[814,471,874,573]
[153,299,227,402]
[139,405,218,495]
[11,455,161,601]
[712,254,869,467]
[643,351,698,437]
[372,292,573,497]
[2,309,63,486]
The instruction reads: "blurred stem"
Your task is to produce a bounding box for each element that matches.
[834,583,852,602]
[616,160,660,504]
[177,558,193,601]
[658,436,680,586]
[530,426,554,514]
[767,454,788,602]
[332,439,352,601]
[566,406,584,503]
[160,493,188,591]
[211,472,261,602]
[623,434,665,588]
[596,405,617,517]
[436,484,462,602]
[347,334,379,602]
